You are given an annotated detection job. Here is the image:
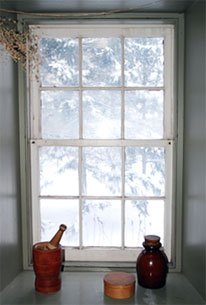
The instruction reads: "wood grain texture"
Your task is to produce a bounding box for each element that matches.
[104,272,135,299]
[33,243,62,293]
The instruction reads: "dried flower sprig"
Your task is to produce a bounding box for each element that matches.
[0,17,39,71]
[0,17,29,68]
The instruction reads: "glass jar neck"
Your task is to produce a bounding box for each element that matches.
[143,241,162,250]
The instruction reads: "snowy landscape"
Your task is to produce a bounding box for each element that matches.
[36,35,166,250]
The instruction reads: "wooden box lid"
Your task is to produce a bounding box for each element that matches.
[104,272,136,299]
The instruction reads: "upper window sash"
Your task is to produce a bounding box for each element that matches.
[29,24,174,141]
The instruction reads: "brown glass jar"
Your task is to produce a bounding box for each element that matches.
[136,235,168,289]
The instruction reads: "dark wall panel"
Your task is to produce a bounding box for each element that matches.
[0,48,22,291]
[183,0,206,300]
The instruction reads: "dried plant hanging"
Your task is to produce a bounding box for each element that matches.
[0,16,39,71]
[0,17,29,69]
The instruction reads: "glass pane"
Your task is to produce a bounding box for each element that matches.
[41,91,79,139]
[83,90,121,139]
[125,37,164,86]
[40,199,79,246]
[82,200,121,246]
[40,38,79,87]
[82,38,121,86]
[40,147,79,196]
[125,90,163,139]
[125,147,165,196]
[82,147,121,196]
[125,200,164,247]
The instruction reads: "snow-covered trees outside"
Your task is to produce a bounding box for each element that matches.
[38,35,165,248]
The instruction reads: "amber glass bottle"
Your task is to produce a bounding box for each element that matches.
[136,235,168,289]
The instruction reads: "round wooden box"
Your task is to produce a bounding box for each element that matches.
[104,272,136,299]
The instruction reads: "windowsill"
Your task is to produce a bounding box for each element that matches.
[0,271,205,305]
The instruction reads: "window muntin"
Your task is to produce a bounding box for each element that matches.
[29,24,175,262]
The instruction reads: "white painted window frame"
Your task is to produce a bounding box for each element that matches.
[29,23,175,263]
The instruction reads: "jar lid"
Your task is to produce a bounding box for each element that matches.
[144,235,161,246]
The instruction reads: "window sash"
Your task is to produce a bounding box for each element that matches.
[29,24,174,139]
[29,23,175,262]
[30,139,174,261]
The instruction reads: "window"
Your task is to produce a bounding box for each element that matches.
[29,24,175,263]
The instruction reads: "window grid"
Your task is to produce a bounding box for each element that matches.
[30,24,175,262]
